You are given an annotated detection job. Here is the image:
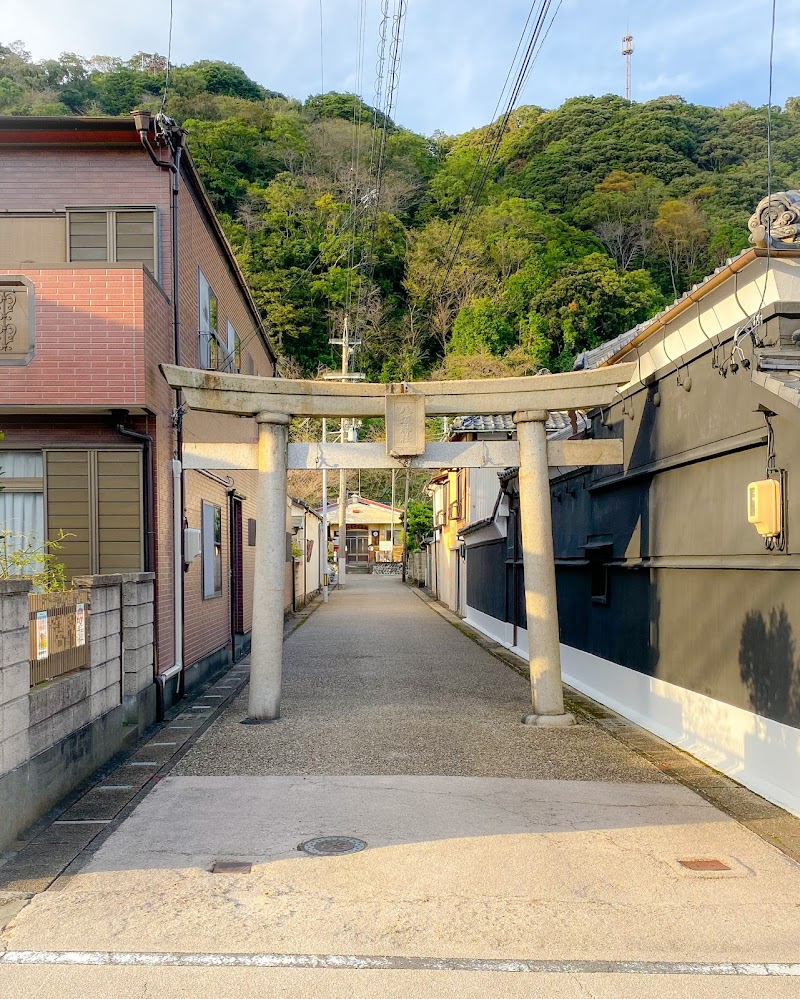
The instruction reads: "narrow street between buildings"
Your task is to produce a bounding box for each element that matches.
[2,575,800,998]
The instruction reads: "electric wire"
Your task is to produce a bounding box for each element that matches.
[353,0,409,340]
[425,2,541,290]
[719,0,777,376]
[319,0,325,96]
[441,3,538,253]
[158,0,174,114]
[345,0,368,318]
[432,0,561,306]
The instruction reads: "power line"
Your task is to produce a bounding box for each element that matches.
[431,1,540,275]
[318,0,325,96]
[431,0,561,306]
[352,0,409,339]
[159,0,174,114]
[716,0,777,375]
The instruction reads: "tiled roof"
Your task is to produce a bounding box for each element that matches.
[451,412,589,435]
[451,414,515,433]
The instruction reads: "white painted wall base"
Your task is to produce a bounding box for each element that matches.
[464,604,800,818]
[464,606,528,659]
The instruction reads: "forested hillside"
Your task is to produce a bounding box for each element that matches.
[2,40,797,380]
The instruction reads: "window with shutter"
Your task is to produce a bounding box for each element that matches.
[114,211,155,275]
[67,209,156,276]
[68,212,108,262]
[44,450,143,578]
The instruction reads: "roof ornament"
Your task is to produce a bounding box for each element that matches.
[748,191,800,248]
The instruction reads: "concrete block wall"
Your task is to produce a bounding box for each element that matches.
[0,579,32,776]
[0,572,156,849]
[407,552,428,586]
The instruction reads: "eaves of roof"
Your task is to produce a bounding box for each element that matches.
[575,247,800,371]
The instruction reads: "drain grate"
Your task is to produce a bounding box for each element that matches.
[299,836,367,857]
[210,861,252,874]
[678,858,731,872]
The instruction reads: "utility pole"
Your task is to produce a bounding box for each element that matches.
[401,467,410,583]
[391,468,396,562]
[327,316,364,589]
[622,33,634,102]
[321,418,328,602]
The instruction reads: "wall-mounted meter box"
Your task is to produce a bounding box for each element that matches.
[747,479,782,537]
[184,527,202,564]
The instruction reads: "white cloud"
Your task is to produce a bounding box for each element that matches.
[10,0,799,133]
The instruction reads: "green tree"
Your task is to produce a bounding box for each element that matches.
[404,500,433,553]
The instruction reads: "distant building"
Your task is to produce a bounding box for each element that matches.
[0,114,278,719]
[319,494,403,568]
[289,496,322,610]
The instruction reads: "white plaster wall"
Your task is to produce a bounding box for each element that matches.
[467,467,502,524]
[464,604,800,818]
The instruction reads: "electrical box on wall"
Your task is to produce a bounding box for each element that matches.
[747,479,782,537]
[184,527,202,564]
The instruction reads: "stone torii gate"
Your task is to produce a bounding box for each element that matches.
[162,362,634,727]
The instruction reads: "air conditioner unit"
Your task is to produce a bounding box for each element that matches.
[435,510,446,526]
[449,500,462,520]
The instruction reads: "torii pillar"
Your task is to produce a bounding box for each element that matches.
[515,410,575,726]
[248,411,290,721]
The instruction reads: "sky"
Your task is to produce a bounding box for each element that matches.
[8,0,799,136]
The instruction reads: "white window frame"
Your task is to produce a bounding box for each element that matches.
[0,450,45,576]
[198,269,224,370]
[201,500,223,599]
[224,319,241,373]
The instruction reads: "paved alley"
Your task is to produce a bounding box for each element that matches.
[2,575,800,997]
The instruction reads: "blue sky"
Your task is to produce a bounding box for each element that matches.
[14,1,798,135]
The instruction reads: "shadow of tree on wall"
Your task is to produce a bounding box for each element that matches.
[739,607,800,726]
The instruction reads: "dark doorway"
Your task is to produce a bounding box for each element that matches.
[230,495,244,656]
[346,528,370,566]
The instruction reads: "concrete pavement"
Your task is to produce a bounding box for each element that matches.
[2,574,800,997]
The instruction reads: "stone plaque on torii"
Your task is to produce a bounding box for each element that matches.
[162,362,635,727]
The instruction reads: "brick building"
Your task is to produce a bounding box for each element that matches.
[0,114,278,719]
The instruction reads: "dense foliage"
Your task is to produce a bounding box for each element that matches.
[3,39,795,380]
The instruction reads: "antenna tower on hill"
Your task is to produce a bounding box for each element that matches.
[622,33,634,101]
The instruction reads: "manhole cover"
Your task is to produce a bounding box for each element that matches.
[678,858,730,872]
[211,860,252,874]
[299,836,367,857]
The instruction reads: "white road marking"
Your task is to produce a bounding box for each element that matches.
[96,786,132,791]
[52,820,112,825]
[1,951,798,976]
[149,742,177,747]
[128,762,159,767]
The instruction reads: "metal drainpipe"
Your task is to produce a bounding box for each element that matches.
[133,110,187,706]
